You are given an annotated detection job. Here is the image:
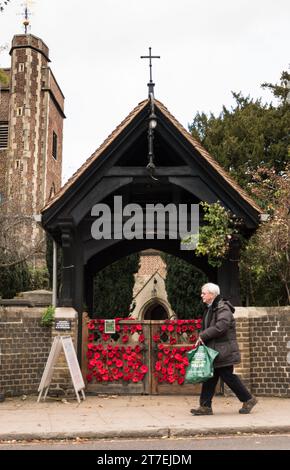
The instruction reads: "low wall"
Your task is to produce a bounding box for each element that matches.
[0,304,289,397]
[0,305,51,396]
[0,304,78,397]
[234,307,290,397]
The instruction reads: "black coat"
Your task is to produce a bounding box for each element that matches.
[199,295,241,368]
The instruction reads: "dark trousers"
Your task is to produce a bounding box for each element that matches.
[200,365,252,408]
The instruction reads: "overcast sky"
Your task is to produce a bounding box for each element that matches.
[1,0,289,182]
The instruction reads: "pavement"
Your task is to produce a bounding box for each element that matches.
[1,395,290,441]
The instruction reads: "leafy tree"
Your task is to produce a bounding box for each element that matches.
[190,71,290,188]
[93,254,140,318]
[183,202,240,267]
[189,70,290,306]
[261,71,290,104]
[163,254,208,319]
[240,166,290,305]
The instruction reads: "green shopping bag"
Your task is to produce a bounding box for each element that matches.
[185,342,219,384]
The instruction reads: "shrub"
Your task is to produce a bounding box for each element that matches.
[41,305,55,327]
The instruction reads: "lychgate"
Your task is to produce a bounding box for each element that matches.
[41,98,261,370]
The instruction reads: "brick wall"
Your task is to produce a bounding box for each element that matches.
[1,305,289,397]
[45,96,63,203]
[0,306,51,396]
[137,252,167,277]
[0,305,78,397]
[235,307,290,397]
[234,315,251,391]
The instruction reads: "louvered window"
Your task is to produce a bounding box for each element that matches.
[0,122,8,149]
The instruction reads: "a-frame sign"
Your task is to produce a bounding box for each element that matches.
[37,336,86,404]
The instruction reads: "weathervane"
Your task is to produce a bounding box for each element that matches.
[20,1,34,34]
[140,47,160,97]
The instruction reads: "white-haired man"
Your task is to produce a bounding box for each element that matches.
[191,283,257,415]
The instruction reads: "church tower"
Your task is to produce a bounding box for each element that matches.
[0,33,65,217]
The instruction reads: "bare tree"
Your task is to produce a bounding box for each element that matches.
[0,199,45,269]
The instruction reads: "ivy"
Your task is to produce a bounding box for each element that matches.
[183,202,239,267]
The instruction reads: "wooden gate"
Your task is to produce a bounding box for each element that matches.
[83,318,202,395]
[149,320,202,395]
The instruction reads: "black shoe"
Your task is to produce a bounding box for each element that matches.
[239,396,258,414]
[190,406,213,416]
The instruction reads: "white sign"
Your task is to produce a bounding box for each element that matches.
[37,336,85,404]
[105,319,116,334]
[55,320,71,331]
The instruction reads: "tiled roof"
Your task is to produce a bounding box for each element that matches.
[133,270,165,301]
[42,98,261,214]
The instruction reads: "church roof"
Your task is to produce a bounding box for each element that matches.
[42,98,261,214]
[132,269,165,301]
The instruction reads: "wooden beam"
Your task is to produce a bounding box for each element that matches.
[105,166,196,177]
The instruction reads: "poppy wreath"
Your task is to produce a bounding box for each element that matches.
[86,318,148,384]
[153,319,202,385]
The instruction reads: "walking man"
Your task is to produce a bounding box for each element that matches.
[191,283,257,415]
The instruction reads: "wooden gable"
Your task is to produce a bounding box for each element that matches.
[42,98,261,234]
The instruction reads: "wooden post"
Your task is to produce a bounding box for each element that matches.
[218,236,241,306]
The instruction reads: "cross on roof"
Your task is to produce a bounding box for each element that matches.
[140,47,160,97]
